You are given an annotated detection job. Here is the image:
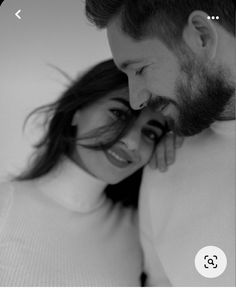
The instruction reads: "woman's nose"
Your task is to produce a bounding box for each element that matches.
[121,127,141,153]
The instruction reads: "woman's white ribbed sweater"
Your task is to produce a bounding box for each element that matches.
[0,157,142,286]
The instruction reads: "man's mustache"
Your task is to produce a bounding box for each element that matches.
[145,95,180,132]
[147,95,179,112]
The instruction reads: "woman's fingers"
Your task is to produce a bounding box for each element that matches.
[149,152,158,169]
[148,131,184,171]
[150,138,167,171]
[164,131,176,166]
[175,134,184,148]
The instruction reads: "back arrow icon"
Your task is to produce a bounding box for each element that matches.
[15,9,21,19]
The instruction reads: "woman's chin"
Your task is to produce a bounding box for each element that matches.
[75,148,139,184]
[94,166,134,185]
[95,171,127,185]
[100,153,137,184]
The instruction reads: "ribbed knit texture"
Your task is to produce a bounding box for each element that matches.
[0,157,142,286]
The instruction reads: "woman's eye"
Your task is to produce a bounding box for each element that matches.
[142,129,160,143]
[110,109,129,121]
[135,66,145,76]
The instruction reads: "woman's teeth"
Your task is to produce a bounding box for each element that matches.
[107,149,127,162]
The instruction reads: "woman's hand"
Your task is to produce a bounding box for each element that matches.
[149,131,184,171]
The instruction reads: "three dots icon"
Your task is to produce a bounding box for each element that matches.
[207,16,220,20]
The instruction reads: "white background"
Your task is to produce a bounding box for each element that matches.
[0,0,111,180]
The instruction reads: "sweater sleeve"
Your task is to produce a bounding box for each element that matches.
[0,182,13,233]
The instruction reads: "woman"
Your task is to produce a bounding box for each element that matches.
[0,59,169,286]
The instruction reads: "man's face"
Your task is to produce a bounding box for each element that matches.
[107,19,234,136]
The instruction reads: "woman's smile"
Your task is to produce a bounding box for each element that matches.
[104,144,138,169]
[72,86,166,184]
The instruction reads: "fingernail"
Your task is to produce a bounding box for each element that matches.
[175,141,183,148]
[168,155,175,164]
[167,131,174,136]
[148,163,156,169]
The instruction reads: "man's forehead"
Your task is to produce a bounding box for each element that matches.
[108,30,148,70]
[107,22,169,68]
[107,20,135,59]
[107,15,123,35]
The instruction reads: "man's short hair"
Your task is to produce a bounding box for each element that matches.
[85,0,235,49]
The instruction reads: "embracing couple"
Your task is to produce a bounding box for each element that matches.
[0,0,235,287]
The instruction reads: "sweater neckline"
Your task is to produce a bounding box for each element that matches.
[35,156,107,213]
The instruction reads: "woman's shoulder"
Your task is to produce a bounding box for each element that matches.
[0,179,35,207]
[0,181,14,201]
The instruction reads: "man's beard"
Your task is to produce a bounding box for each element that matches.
[174,57,235,136]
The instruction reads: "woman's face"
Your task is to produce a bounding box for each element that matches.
[72,87,166,184]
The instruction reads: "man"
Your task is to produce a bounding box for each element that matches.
[85,0,235,286]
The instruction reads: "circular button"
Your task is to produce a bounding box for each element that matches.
[195,246,227,278]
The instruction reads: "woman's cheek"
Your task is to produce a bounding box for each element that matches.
[139,141,154,166]
[95,114,111,127]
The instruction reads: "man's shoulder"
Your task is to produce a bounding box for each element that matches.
[140,123,235,208]
[0,181,14,219]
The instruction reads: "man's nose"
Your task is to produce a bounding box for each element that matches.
[129,79,150,110]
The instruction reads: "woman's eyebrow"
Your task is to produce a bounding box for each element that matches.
[147,120,166,132]
[110,97,130,109]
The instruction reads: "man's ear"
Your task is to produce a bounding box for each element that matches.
[72,111,80,126]
[182,10,218,60]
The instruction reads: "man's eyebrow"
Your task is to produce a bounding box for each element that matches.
[111,97,130,108]
[119,59,143,70]
[147,120,167,132]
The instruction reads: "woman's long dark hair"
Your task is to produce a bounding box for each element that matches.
[15,59,146,209]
